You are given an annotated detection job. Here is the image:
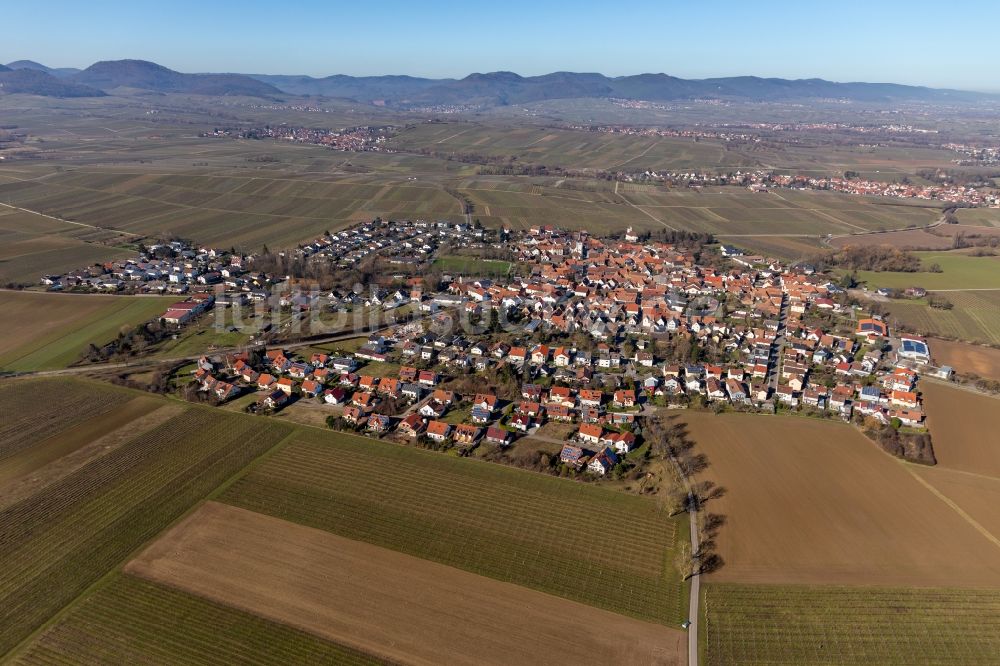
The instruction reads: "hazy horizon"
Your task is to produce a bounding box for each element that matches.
[4,0,1000,92]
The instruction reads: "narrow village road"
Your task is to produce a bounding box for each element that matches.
[766,293,789,393]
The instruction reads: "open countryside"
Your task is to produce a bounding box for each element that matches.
[0,291,175,371]
[126,501,686,666]
[4,6,1000,663]
[683,411,1000,587]
[218,429,690,625]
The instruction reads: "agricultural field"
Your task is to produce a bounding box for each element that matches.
[218,428,689,625]
[432,253,512,276]
[0,291,175,371]
[389,121,963,178]
[703,583,1000,665]
[717,234,826,261]
[0,380,292,655]
[681,411,1000,586]
[913,465,1000,545]
[0,394,162,487]
[618,188,939,236]
[0,206,133,285]
[0,168,465,251]
[930,338,1000,381]
[921,381,1000,479]
[124,502,685,666]
[956,207,1000,227]
[829,226,955,250]
[461,181,939,236]
[885,291,1000,345]
[390,121,745,171]
[856,251,1000,290]
[0,379,132,472]
[11,573,384,666]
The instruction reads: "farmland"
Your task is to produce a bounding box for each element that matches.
[886,291,1000,345]
[218,428,689,625]
[930,338,1000,380]
[389,121,964,178]
[703,583,1000,665]
[11,573,384,666]
[0,395,161,487]
[460,181,938,235]
[0,205,133,285]
[0,379,292,655]
[0,379,131,467]
[921,381,1000,478]
[390,121,748,171]
[0,168,465,251]
[856,251,1000,290]
[0,291,175,371]
[957,207,1000,227]
[681,411,1000,586]
[717,234,826,261]
[828,226,955,250]
[125,502,686,666]
[0,106,945,257]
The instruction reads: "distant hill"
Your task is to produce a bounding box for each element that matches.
[6,60,81,78]
[73,60,282,97]
[250,70,993,106]
[250,73,443,101]
[0,68,105,97]
[0,64,11,73]
[6,57,993,105]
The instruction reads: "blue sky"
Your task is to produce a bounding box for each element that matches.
[4,1,998,90]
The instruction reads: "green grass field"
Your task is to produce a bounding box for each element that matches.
[218,428,689,625]
[703,583,1000,665]
[956,208,1000,228]
[11,574,385,665]
[150,306,253,358]
[886,291,1000,345]
[0,292,175,371]
[856,251,1000,290]
[433,254,512,276]
[0,382,291,656]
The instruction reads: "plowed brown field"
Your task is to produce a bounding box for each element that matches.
[922,381,1000,478]
[932,339,1000,381]
[127,502,687,666]
[682,411,1000,586]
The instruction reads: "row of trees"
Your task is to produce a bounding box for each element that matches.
[812,244,922,272]
[644,414,726,579]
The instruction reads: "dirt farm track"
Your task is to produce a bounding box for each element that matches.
[127,502,687,666]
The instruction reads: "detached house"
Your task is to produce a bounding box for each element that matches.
[426,420,452,441]
[612,390,636,408]
[397,413,426,438]
[560,444,587,469]
[587,447,619,475]
[453,424,482,445]
[485,426,512,446]
[578,423,603,445]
